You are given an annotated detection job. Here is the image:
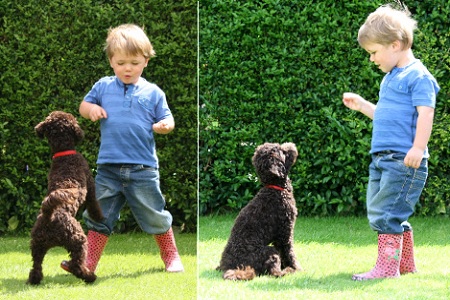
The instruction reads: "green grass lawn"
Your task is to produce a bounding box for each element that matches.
[0,230,197,300]
[199,215,450,300]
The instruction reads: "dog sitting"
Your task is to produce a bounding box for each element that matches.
[27,111,104,285]
[217,142,302,280]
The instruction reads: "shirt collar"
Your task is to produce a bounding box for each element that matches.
[115,76,139,88]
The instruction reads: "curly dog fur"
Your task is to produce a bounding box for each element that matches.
[27,111,104,285]
[217,142,302,280]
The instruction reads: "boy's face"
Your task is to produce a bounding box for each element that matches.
[109,52,149,84]
[363,42,401,73]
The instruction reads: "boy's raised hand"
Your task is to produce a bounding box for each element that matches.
[342,92,363,111]
[343,92,376,119]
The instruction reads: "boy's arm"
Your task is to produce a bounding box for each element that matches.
[404,106,434,169]
[152,116,175,134]
[79,100,108,122]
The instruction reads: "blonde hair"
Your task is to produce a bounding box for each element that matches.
[358,4,417,50]
[104,24,156,59]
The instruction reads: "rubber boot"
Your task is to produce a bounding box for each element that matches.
[61,230,109,273]
[352,233,403,281]
[400,229,417,274]
[154,227,184,272]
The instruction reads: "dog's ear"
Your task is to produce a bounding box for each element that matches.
[36,111,60,139]
[73,123,85,144]
[63,113,84,143]
[281,143,298,171]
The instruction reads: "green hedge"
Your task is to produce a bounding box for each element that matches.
[199,0,450,216]
[0,0,197,234]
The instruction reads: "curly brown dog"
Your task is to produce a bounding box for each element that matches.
[27,111,104,285]
[217,142,302,280]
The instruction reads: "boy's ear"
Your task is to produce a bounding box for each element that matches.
[392,40,402,51]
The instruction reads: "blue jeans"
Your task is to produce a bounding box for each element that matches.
[83,164,173,235]
[366,152,428,234]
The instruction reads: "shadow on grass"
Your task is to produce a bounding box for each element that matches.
[97,266,163,281]
[246,272,380,292]
[202,266,449,294]
[200,268,401,292]
[245,271,450,296]
[1,267,164,296]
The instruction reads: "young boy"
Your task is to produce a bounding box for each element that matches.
[61,24,183,273]
[343,5,440,280]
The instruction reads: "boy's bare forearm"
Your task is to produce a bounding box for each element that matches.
[79,101,93,119]
[358,99,376,120]
[413,106,434,151]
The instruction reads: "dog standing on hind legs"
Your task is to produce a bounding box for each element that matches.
[217,142,302,280]
[27,111,104,285]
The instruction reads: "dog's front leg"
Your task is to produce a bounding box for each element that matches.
[265,255,282,277]
[274,230,302,271]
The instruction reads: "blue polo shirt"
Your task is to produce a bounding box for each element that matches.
[84,76,172,168]
[371,60,440,157]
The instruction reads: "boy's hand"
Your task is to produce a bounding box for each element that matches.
[342,92,363,111]
[152,118,174,134]
[342,92,375,119]
[88,105,108,122]
[404,146,424,169]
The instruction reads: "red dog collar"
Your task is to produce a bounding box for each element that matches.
[52,150,77,159]
[265,185,284,191]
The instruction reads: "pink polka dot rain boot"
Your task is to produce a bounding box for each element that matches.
[400,229,417,274]
[154,227,184,272]
[352,233,403,281]
[61,230,108,273]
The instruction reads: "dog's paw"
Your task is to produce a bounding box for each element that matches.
[293,262,303,272]
[223,269,238,280]
[283,267,296,274]
[83,273,97,284]
[27,270,43,285]
[223,266,256,281]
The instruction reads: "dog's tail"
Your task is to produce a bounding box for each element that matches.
[41,188,79,218]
